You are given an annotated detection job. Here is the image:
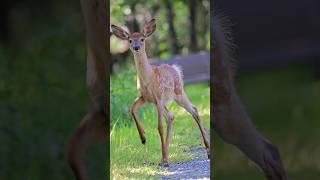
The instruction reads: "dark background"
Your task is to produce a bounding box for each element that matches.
[0,0,105,179]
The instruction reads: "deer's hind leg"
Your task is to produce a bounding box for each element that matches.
[155,101,170,167]
[175,92,210,158]
[163,106,174,157]
[130,96,146,144]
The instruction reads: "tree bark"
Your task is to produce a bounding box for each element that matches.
[188,0,198,52]
[127,3,139,32]
[0,0,12,44]
[164,0,179,55]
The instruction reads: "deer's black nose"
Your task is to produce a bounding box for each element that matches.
[134,47,140,51]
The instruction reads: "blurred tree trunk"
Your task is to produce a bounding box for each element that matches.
[127,3,139,32]
[189,0,198,52]
[313,60,320,79]
[164,0,179,55]
[199,0,210,50]
[0,1,13,44]
[151,3,161,17]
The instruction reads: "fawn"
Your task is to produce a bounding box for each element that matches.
[111,19,210,166]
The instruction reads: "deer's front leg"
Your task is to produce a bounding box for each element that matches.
[156,104,168,167]
[130,96,146,144]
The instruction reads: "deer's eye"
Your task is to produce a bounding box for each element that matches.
[129,40,132,43]
[140,39,144,42]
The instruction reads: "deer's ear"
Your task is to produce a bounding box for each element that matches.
[111,25,130,40]
[143,18,156,37]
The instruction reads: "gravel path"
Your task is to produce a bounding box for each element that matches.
[161,146,210,179]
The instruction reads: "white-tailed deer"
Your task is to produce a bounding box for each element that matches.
[111,19,210,166]
[212,14,288,180]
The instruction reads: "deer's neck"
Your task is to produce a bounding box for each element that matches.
[133,51,153,85]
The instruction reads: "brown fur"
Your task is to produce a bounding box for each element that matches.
[65,0,107,179]
[213,14,288,180]
[129,32,144,39]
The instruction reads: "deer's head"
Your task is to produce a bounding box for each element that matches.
[111,19,156,53]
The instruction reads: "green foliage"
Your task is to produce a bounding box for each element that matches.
[110,0,210,60]
[110,65,137,128]
[0,18,105,180]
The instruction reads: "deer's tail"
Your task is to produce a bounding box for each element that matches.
[172,64,183,81]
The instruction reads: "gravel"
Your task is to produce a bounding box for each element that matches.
[161,146,210,180]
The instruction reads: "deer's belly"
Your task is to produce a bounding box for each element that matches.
[138,86,155,102]
[138,85,175,103]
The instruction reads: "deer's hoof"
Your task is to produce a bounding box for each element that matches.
[159,162,169,168]
[141,137,146,144]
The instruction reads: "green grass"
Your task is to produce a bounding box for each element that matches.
[214,64,320,180]
[110,67,210,179]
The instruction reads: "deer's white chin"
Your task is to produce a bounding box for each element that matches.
[132,50,141,54]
